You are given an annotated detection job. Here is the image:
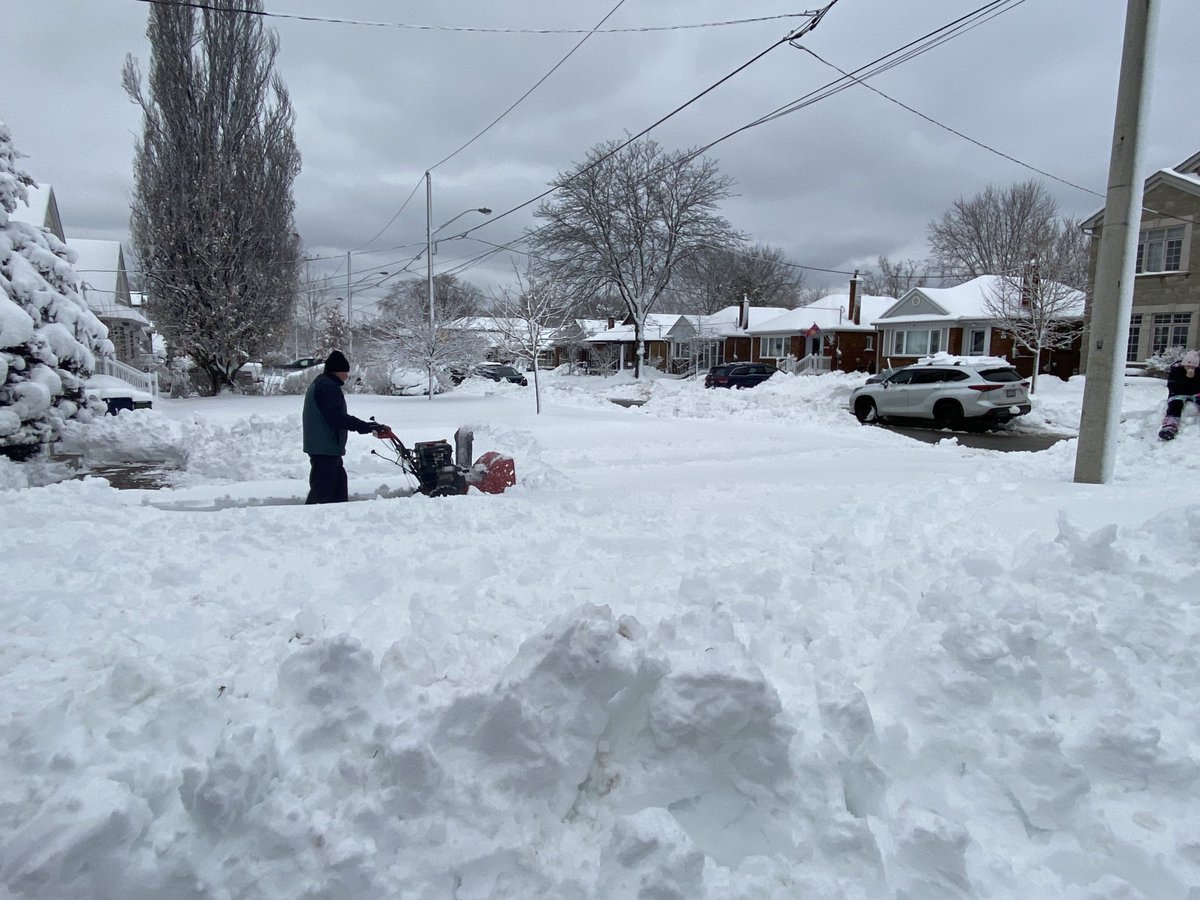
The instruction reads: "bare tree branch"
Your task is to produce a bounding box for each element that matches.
[530,138,737,377]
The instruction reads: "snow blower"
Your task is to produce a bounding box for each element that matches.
[372,424,516,497]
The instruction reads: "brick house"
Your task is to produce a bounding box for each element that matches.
[874,275,1084,378]
[748,277,895,374]
[1079,150,1200,369]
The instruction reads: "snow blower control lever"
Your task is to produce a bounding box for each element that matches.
[371,424,516,497]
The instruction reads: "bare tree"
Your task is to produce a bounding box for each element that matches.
[531,138,737,377]
[124,0,301,395]
[984,264,1085,394]
[672,242,806,314]
[928,180,1081,283]
[860,255,929,299]
[490,266,574,414]
[317,306,348,357]
[292,264,338,357]
[364,275,486,399]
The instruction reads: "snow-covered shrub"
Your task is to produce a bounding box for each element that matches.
[1143,347,1185,379]
[0,121,111,459]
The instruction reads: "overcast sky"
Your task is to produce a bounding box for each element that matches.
[5,0,1199,311]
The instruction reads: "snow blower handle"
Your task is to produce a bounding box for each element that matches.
[368,417,397,441]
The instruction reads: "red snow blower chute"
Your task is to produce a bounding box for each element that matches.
[372,424,516,497]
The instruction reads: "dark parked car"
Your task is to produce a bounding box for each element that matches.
[474,364,528,386]
[704,363,779,389]
[282,356,323,370]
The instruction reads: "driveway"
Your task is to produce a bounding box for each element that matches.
[878,423,1074,452]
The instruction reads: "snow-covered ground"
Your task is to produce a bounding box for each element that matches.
[3,370,1199,899]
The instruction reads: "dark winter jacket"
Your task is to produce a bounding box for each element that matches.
[1166,363,1200,400]
[302,373,374,456]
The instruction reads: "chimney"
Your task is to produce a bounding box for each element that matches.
[607,316,616,329]
[849,270,861,325]
[738,293,750,331]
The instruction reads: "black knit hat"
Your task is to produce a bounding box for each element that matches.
[324,350,350,374]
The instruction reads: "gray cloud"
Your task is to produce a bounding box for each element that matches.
[5,0,1198,304]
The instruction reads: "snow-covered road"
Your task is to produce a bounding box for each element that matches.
[3,370,1199,898]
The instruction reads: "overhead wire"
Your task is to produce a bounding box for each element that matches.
[130,0,822,35]
[427,0,630,173]
[456,2,841,241]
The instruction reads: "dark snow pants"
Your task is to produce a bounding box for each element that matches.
[306,454,348,504]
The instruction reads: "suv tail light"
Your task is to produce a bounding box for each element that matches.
[968,384,1007,392]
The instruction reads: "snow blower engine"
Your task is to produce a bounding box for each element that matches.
[373,424,516,497]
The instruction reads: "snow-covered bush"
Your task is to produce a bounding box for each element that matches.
[0,121,111,459]
[1143,347,1184,379]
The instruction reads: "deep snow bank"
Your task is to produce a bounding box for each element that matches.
[5,373,1200,898]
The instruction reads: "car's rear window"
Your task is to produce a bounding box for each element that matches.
[980,367,1022,383]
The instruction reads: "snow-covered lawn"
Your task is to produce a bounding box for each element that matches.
[3,370,1199,898]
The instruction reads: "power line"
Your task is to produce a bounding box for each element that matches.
[428,0,630,173]
[796,45,1101,198]
[349,1,630,251]
[130,1,822,35]
[456,3,841,240]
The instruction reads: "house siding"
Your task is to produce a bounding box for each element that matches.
[1082,176,1200,369]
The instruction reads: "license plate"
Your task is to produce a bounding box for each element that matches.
[1005,389,1017,398]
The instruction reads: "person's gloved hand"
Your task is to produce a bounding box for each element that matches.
[371,422,395,439]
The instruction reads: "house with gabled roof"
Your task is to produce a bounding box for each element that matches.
[69,238,153,366]
[1079,150,1200,370]
[549,318,609,371]
[748,276,895,374]
[875,274,1084,378]
[583,313,692,373]
[11,183,154,368]
[675,300,791,374]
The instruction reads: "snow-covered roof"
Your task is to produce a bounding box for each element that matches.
[7,183,64,240]
[66,237,149,326]
[584,313,687,344]
[749,293,895,334]
[878,275,1084,323]
[697,305,791,336]
[1080,156,1200,228]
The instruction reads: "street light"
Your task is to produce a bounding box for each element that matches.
[425,169,491,399]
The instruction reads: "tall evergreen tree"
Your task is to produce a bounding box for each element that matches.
[124,0,301,395]
[0,121,110,459]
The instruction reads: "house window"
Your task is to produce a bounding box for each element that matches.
[671,341,691,359]
[1136,225,1186,274]
[1152,313,1190,354]
[967,328,987,355]
[759,336,788,359]
[864,335,874,350]
[892,328,941,356]
[1126,314,1142,363]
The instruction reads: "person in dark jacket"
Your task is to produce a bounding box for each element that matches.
[302,350,392,503]
[1159,349,1200,441]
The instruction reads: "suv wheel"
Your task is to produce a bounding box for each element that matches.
[933,399,964,430]
[854,397,877,424]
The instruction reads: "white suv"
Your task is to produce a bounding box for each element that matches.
[849,359,1031,429]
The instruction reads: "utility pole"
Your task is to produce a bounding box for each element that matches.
[426,171,436,400]
[1074,0,1158,484]
[346,251,353,358]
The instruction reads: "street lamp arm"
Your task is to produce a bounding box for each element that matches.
[432,207,493,237]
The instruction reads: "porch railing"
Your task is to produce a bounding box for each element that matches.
[96,356,160,397]
[786,354,831,375]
